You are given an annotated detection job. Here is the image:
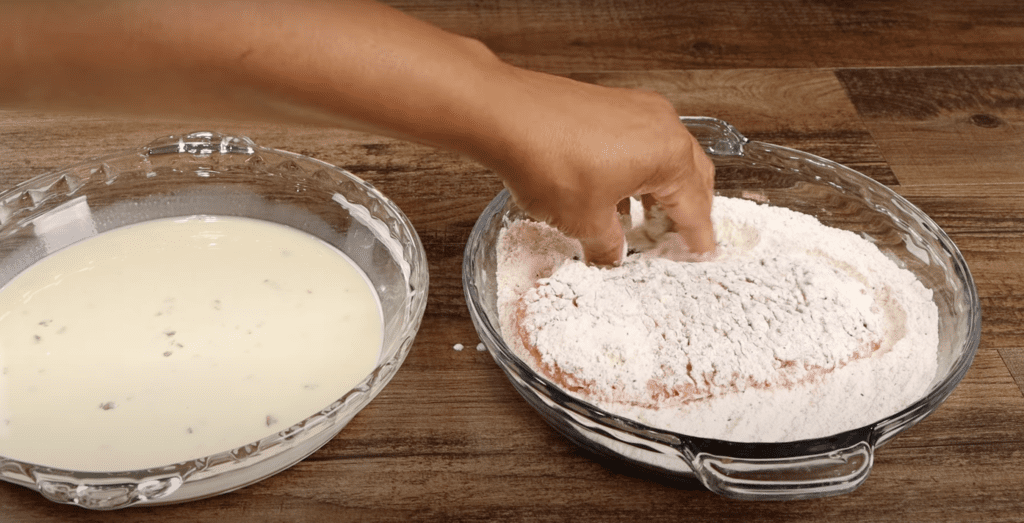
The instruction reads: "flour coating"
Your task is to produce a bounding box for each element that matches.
[496,197,939,442]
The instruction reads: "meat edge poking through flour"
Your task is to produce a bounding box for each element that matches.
[495,196,939,443]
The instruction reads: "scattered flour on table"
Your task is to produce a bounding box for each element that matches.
[452,342,487,352]
[496,196,939,442]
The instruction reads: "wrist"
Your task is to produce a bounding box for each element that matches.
[442,60,552,181]
[410,40,527,164]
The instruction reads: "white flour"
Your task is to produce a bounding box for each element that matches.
[496,197,938,442]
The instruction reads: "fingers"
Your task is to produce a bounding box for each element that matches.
[585,141,715,264]
[669,203,715,255]
[579,208,626,267]
[653,144,716,255]
[692,138,715,192]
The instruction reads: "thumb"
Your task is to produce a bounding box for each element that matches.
[579,208,626,266]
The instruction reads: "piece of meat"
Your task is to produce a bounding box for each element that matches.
[510,283,887,410]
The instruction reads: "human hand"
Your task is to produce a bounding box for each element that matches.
[477,68,715,266]
[0,0,711,266]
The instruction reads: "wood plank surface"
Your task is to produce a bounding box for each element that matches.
[837,66,1024,186]
[390,0,1024,72]
[4,0,1024,521]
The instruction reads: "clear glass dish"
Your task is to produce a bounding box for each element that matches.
[0,131,429,509]
[463,117,980,500]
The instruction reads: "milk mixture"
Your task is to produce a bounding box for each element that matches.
[0,216,382,471]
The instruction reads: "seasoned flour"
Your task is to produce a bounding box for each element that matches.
[496,197,938,442]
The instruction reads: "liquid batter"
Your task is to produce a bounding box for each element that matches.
[0,216,382,472]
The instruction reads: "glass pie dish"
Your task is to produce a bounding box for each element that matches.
[463,117,980,500]
[0,132,429,509]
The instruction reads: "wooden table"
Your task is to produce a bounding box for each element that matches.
[3,1,1024,520]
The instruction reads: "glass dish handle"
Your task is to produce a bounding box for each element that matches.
[33,473,183,510]
[679,116,748,157]
[687,441,874,500]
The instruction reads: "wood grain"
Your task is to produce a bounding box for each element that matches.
[389,0,1024,72]
[837,66,1024,186]
[4,0,1024,520]
[998,348,1024,397]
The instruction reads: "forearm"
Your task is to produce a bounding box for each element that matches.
[0,0,516,161]
[0,0,715,264]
